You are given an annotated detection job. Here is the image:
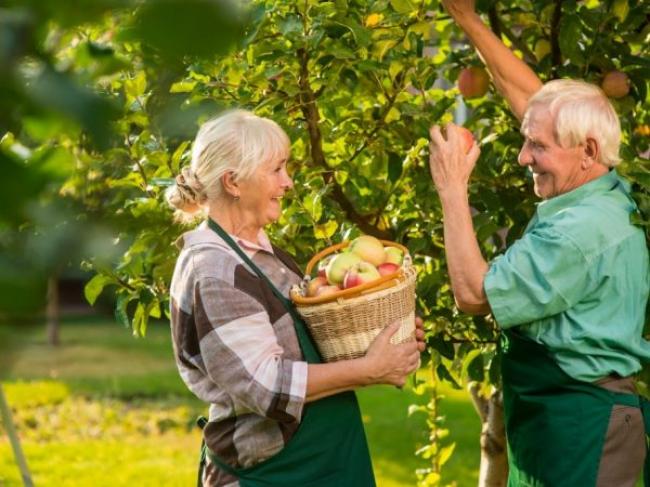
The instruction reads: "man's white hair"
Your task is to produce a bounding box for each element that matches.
[523,79,621,167]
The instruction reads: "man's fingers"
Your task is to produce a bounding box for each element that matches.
[467,140,481,161]
[429,125,446,147]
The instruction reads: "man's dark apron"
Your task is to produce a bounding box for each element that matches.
[196,218,375,487]
[501,329,650,486]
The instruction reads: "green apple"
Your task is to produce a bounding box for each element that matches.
[348,235,386,266]
[325,252,362,285]
[384,247,404,266]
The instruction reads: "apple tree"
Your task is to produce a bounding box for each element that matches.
[1,0,648,486]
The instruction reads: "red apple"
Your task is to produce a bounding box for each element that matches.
[348,235,386,266]
[458,127,475,154]
[315,285,341,297]
[442,125,475,154]
[377,262,400,277]
[458,67,490,99]
[343,262,381,289]
[317,255,334,278]
[306,276,329,297]
[601,71,630,99]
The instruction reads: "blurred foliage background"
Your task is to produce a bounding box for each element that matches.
[1,0,648,485]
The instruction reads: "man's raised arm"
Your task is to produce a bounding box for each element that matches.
[442,0,542,121]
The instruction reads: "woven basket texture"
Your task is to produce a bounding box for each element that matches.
[295,265,417,362]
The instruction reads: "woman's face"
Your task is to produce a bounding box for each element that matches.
[238,154,294,228]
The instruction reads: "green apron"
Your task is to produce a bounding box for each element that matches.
[500,329,650,487]
[196,218,376,487]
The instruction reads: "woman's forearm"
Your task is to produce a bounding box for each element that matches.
[305,360,372,403]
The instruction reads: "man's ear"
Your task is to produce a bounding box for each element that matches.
[221,171,240,198]
[582,138,599,169]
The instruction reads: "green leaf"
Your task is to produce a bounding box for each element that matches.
[84,274,111,305]
[559,14,584,64]
[388,152,403,184]
[612,0,629,22]
[314,220,338,239]
[438,442,456,466]
[429,333,455,360]
[436,363,461,389]
[115,293,132,328]
[390,0,415,14]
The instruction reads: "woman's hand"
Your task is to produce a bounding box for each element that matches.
[362,321,420,388]
[415,316,426,353]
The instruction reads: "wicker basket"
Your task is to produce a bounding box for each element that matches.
[290,240,417,362]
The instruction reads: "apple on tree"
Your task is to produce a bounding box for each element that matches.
[601,70,630,99]
[458,66,489,99]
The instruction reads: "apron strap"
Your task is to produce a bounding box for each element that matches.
[206,218,322,364]
[196,416,208,487]
[641,397,650,487]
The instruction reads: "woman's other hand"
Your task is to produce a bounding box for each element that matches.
[362,321,420,388]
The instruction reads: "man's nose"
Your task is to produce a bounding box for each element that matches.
[518,145,532,167]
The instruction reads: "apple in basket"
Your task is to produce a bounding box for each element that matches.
[348,235,386,267]
[315,285,341,297]
[377,262,400,277]
[316,254,334,278]
[326,252,362,286]
[384,247,404,266]
[343,262,381,289]
[306,276,329,297]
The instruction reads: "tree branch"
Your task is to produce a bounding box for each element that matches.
[550,0,563,78]
[296,46,392,240]
[488,6,536,65]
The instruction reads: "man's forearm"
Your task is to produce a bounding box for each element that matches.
[439,188,490,314]
[451,12,542,120]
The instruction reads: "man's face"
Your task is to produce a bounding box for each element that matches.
[518,106,586,199]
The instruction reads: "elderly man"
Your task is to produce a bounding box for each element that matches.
[429,1,650,486]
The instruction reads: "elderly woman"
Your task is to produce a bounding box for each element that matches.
[166,109,423,487]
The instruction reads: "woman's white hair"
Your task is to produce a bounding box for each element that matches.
[166,109,290,215]
[523,79,621,167]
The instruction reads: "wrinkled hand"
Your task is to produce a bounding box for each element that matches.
[428,123,480,196]
[363,321,420,388]
[415,316,426,353]
[442,0,477,20]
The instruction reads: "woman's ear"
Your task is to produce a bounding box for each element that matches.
[582,138,600,169]
[221,171,240,199]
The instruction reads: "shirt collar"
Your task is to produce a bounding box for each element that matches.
[176,221,274,255]
[535,169,626,220]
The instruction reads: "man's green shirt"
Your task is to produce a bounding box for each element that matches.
[484,170,650,382]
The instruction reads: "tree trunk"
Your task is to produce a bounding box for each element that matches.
[46,276,60,346]
[468,383,508,487]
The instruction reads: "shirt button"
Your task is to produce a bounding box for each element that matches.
[280,268,286,274]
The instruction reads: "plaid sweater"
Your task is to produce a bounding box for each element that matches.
[169,223,308,486]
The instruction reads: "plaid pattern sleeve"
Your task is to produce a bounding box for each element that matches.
[169,225,308,486]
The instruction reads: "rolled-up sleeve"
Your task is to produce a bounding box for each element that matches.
[194,276,308,422]
[484,227,592,328]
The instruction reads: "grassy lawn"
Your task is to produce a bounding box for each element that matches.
[0,316,480,486]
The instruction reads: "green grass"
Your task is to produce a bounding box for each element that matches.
[0,317,480,486]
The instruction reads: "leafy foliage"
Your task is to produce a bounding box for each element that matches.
[1,0,649,484]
